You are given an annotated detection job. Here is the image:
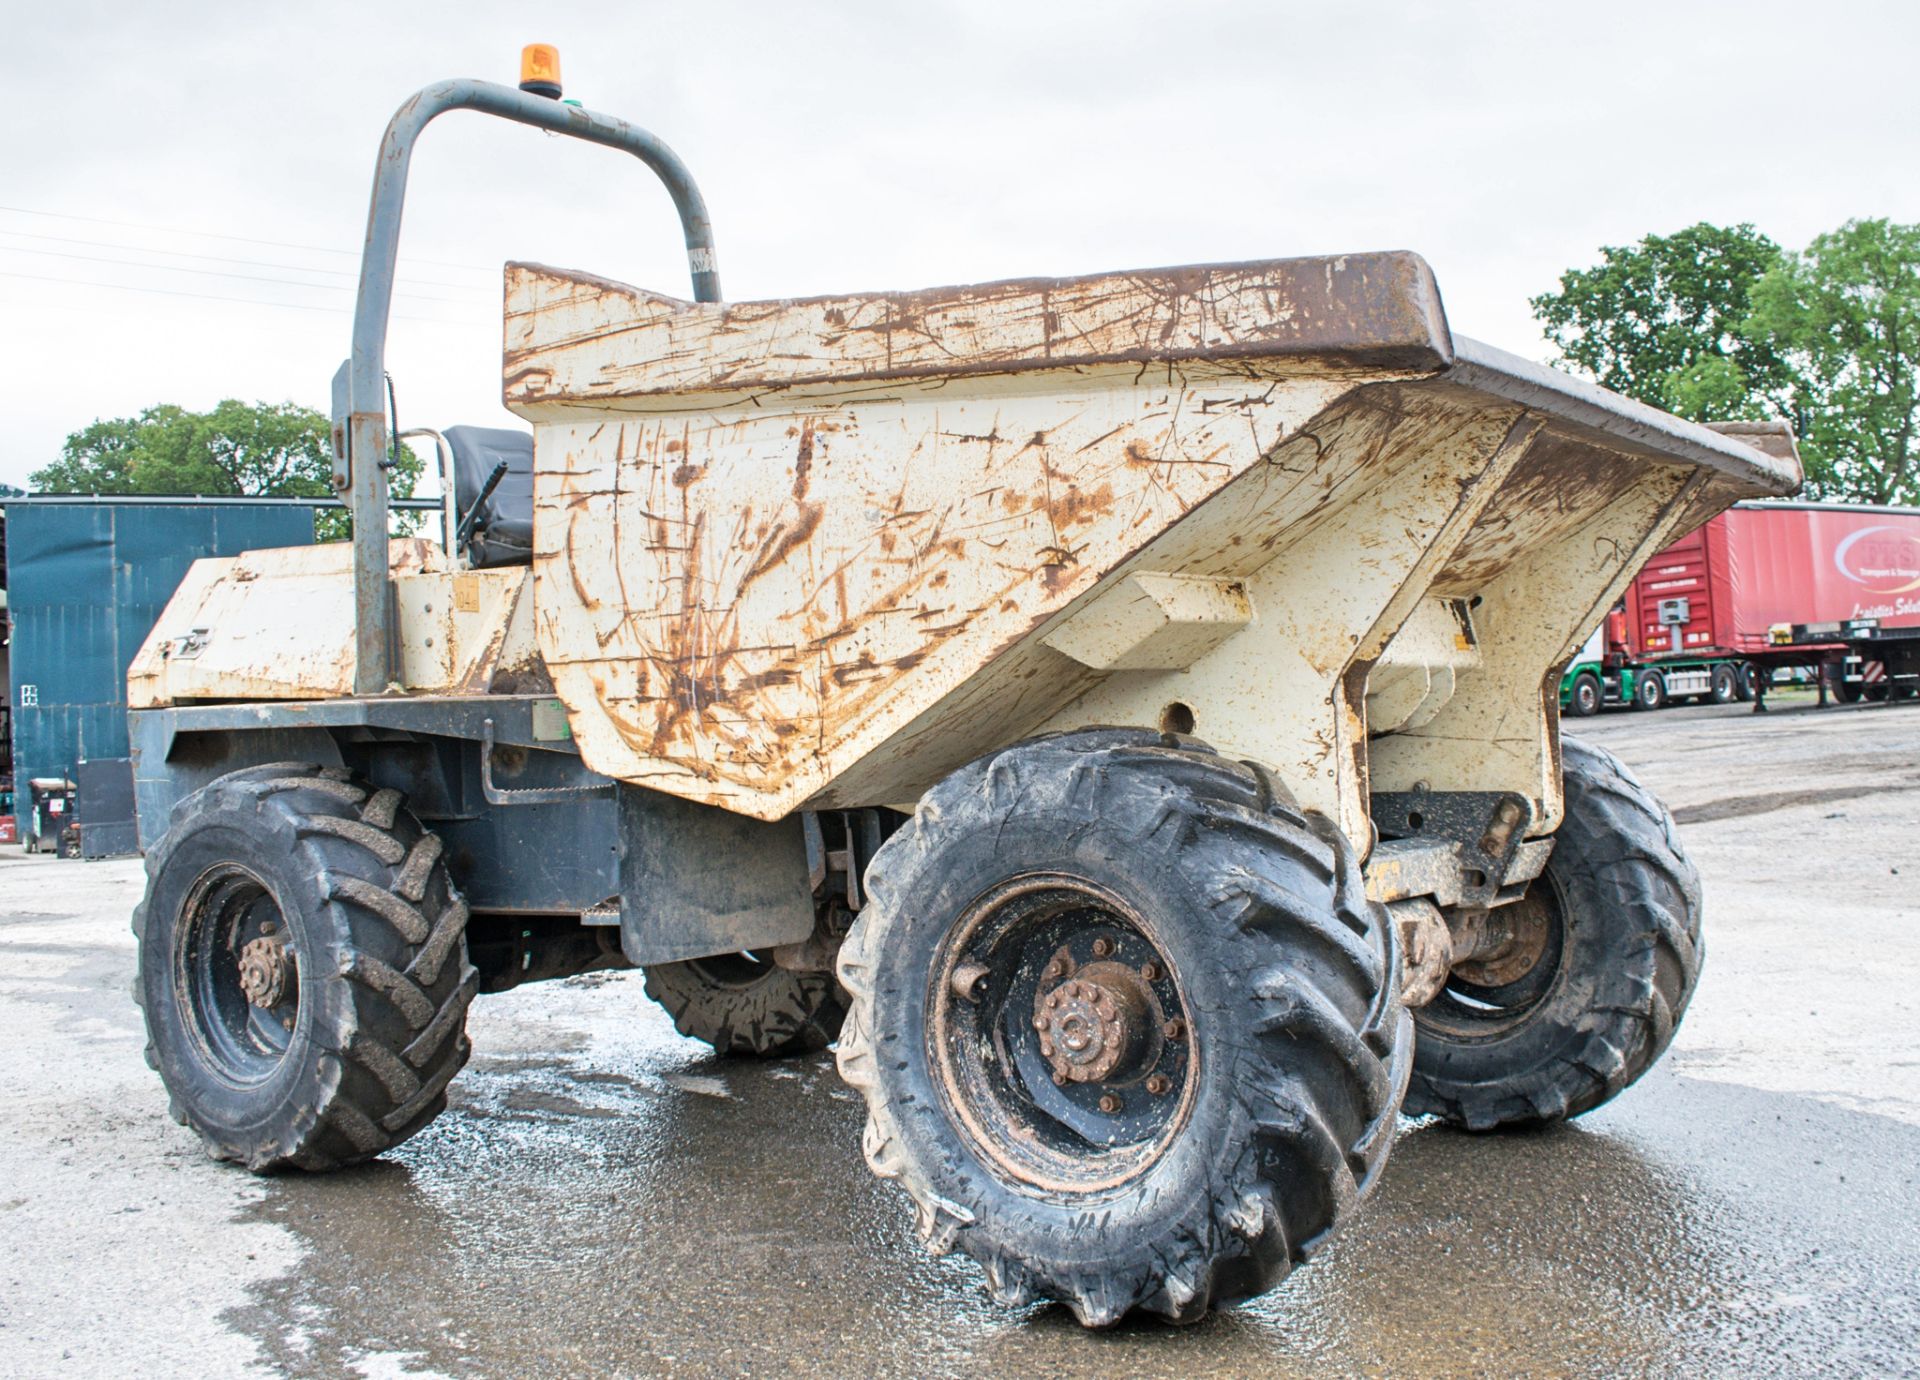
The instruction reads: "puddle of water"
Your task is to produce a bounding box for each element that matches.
[225,978,1920,1379]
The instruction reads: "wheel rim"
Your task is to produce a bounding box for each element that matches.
[1420,876,1566,1039]
[176,863,300,1084]
[1576,681,1597,713]
[927,874,1198,1196]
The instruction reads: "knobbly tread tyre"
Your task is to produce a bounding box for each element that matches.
[835,729,1411,1327]
[1405,735,1702,1130]
[641,958,846,1056]
[134,762,476,1172]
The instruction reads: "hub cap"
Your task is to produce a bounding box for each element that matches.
[237,934,293,1009]
[929,875,1197,1196]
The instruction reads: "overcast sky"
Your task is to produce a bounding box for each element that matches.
[3,0,1914,493]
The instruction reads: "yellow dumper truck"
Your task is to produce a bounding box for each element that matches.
[127,56,1798,1326]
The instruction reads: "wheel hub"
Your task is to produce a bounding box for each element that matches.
[929,876,1198,1195]
[237,933,293,1009]
[1034,960,1153,1084]
[1450,892,1552,988]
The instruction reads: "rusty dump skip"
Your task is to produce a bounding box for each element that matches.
[502,251,1798,840]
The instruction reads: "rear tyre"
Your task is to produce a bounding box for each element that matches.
[642,955,846,1056]
[1733,663,1757,702]
[1633,672,1667,711]
[1710,665,1739,704]
[1568,672,1602,718]
[133,763,476,1172]
[1405,736,1701,1130]
[836,730,1410,1326]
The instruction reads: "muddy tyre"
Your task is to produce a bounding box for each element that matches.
[836,730,1410,1326]
[1405,736,1701,1130]
[643,955,845,1056]
[1711,664,1740,703]
[133,764,476,1171]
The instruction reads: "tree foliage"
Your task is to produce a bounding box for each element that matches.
[1747,219,1920,507]
[1536,219,1920,507]
[1531,222,1799,421]
[31,400,423,539]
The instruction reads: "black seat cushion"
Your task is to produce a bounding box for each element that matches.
[445,425,534,568]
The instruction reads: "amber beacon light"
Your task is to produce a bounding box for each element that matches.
[519,44,563,99]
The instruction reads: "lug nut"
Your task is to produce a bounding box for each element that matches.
[1090,938,1115,959]
[1052,1071,1068,1087]
[1046,957,1071,980]
[1163,1018,1186,1040]
[1046,992,1061,1009]
[1140,961,1160,981]
[1146,1074,1171,1096]
[1032,1014,1048,1031]
[1098,1094,1122,1114]
[1039,1040,1055,1058]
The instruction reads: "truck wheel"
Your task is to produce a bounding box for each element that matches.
[1633,672,1666,711]
[133,763,476,1172]
[835,730,1410,1326]
[642,955,845,1055]
[1567,672,1602,717]
[1733,663,1757,702]
[1711,664,1739,703]
[1405,736,1700,1130]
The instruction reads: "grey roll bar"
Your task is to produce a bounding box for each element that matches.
[331,78,722,694]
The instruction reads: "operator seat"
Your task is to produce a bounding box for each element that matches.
[445,425,534,568]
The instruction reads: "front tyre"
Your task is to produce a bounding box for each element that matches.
[835,731,1410,1326]
[1405,736,1701,1130]
[133,764,476,1171]
[1633,672,1667,711]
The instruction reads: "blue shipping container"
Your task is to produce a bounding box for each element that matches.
[6,499,317,848]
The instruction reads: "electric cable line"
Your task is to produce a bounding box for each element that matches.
[0,226,491,292]
[1,244,491,304]
[0,203,493,272]
[0,267,488,325]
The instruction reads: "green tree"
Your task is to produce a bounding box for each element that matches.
[32,400,423,539]
[1746,219,1920,506]
[1531,222,1800,421]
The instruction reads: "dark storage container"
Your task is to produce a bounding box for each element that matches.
[4,498,318,856]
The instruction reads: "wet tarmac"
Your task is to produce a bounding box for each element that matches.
[4,697,1918,1377]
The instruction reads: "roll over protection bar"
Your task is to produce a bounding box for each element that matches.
[332,77,721,693]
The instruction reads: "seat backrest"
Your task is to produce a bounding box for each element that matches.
[444,426,534,568]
